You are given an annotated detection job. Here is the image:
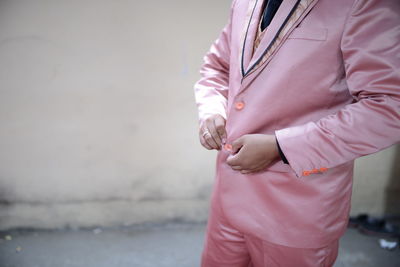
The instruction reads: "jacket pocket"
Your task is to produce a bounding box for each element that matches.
[287,27,328,41]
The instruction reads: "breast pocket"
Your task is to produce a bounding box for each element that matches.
[287,27,328,41]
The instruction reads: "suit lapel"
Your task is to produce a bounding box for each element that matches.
[246,0,301,73]
[240,0,320,89]
[240,0,264,77]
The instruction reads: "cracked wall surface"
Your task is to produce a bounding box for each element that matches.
[0,0,398,230]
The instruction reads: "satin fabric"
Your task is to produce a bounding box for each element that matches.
[194,0,400,252]
[201,190,339,266]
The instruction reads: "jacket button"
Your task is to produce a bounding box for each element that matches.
[302,170,311,176]
[224,143,233,151]
[320,167,328,172]
[235,101,245,110]
[311,168,319,174]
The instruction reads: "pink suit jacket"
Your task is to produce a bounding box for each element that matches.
[194,0,400,248]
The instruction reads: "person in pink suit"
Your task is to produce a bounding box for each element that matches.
[193,0,400,266]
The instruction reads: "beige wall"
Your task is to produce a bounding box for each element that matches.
[0,0,398,230]
[353,145,400,216]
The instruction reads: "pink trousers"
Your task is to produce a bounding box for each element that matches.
[201,197,339,267]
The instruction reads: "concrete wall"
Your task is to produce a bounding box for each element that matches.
[0,0,398,230]
[353,146,400,216]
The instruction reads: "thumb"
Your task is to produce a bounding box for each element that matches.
[231,136,245,154]
[226,153,238,166]
[214,115,227,140]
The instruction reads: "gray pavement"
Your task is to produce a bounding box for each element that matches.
[0,224,399,267]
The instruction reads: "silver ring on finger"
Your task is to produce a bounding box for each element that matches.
[202,131,210,138]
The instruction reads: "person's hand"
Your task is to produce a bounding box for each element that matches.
[199,114,227,150]
[226,134,279,174]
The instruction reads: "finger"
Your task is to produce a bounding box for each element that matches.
[231,165,243,171]
[241,167,265,174]
[199,134,213,150]
[206,119,222,149]
[199,125,213,149]
[214,115,227,141]
[203,129,219,149]
[226,153,242,166]
[231,136,245,154]
[240,168,259,174]
[226,140,249,166]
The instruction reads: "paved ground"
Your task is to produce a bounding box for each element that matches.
[0,224,399,267]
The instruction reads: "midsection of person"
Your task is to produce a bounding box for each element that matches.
[195,0,400,263]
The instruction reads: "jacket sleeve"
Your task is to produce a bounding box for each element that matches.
[275,0,400,178]
[193,0,236,124]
